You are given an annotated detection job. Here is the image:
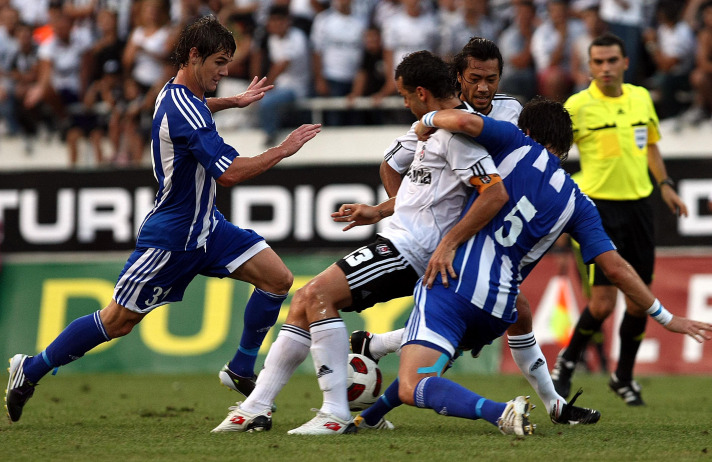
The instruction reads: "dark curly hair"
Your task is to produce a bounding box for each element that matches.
[518,97,573,162]
[170,15,236,67]
[395,50,457,99]
[452,37,504,78]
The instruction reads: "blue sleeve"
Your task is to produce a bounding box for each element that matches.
[565,192,616,263]
[473,117,524,161]
[187,126,239,180]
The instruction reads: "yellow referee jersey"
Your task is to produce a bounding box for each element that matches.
[564,82,661,200]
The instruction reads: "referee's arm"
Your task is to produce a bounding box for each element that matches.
[647,143,688,217]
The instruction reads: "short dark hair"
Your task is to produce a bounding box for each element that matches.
[589,32,627,58]
[518,97,573,162]
[395,51,457,99]
[170,15,236,67]
[452,37,504,77]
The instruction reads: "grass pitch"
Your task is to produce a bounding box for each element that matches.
[2,372,711,461]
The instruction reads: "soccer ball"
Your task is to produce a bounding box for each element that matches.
[346,353,382,411]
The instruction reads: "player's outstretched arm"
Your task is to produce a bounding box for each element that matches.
[595,250,712,342]
[331,198,395,232]
[415,109,485,141]
[206,76,275,113]
[217,124,321,186]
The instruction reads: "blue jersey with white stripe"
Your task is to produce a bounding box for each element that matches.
[452,117,615,321]
[137,79,238,251]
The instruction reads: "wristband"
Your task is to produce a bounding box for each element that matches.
[422,111,438,127]
[646,299,673,326]
[658,178,675,189]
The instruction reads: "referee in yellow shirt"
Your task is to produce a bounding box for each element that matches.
[551,32,687,406]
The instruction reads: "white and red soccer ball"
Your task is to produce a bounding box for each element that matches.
[346,353,382,411]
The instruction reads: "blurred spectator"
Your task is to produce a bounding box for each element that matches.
[84,7,125,163]
[684,0,712,124]
[258,5,310,146]
[531,0,585,102]
[310,0,365,125]
[0,5,20,136]
[598,0,647,84]
[289,0,327,35]
[7,21,40,153]
[571,4,607,92]
[440,0,499,58]
[643,0,696,119]
[61,0,99,46]
[225,12,255,81]
[174,0,215,29]
[23,4,92,140]
[371,0,400,31]
[9,0,49,28]
[120,0,174,165]
[378,0,439,101]
[346,25,386,124]
[498,0,538,102]
[67,57,123,166]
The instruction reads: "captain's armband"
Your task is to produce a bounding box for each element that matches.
[469,173,502,193]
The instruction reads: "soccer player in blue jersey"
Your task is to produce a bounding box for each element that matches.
[380,98,712,434]
[5,16,322,424]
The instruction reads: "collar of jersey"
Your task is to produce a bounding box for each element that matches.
[588,81,629,101]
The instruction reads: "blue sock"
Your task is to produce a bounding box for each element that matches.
[228,288,286,377]
[361,378,403,426]
[413,376,506,425]
[23,311,111,383]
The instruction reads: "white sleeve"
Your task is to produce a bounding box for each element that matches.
[446,134,500,185]
[384,123,418,174]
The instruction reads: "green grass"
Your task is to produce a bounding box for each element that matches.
[1,372,711,461]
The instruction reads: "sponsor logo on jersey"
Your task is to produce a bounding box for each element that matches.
[375,243,392,256]
[408,167,432,185]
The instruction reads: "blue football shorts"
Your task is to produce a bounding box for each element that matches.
[403,279,514,358]
[113,217,267,313]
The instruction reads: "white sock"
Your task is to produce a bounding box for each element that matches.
[241,324,311,414]
[508,333,564,414]
[310,318,351,421]
[370,328,405,359]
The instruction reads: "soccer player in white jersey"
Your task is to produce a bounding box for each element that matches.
[352,37,593,428]
[389,98,711,434]
[211,50,510,434]
[5,16,321,424]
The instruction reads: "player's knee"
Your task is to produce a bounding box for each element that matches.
[398,380,416,406]
[261,268,293,296]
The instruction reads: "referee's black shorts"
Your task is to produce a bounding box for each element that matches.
[335,236,420,313]
[589,196,655,286]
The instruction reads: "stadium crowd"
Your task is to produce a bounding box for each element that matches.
[0,0,710,166]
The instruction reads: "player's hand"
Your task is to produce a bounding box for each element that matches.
[660,187,688,217]
[665,316,712,343]
[331,203,380,231]
[423,241,458,289]
[414,121,437,141]
[279,124,321,156]
[234,76,275,108]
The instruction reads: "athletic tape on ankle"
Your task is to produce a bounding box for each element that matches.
[646,299,673,326]
[422,111,438,128]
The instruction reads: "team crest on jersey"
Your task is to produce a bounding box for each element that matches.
[417,145,426,161]
[375,243,392,256]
